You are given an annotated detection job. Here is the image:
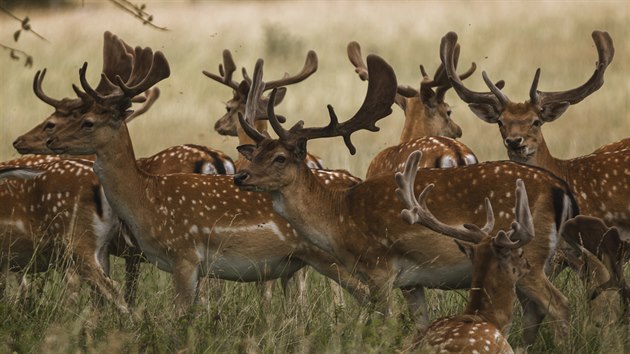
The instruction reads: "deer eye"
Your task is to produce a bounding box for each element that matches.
[82,120,95,129]
[273,155,286,164]
[44,122,56,131]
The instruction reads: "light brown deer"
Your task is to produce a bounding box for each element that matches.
[347,41,479,177]
[204,49,323,170]
[441,31,630,317]
[234,53,579,347]
[396,159,534,353]
[32,44,369,311]
[0,159,130,313]
[592,137,629,154]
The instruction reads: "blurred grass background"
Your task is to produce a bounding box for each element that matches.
[0,1,629,353]
[1,0,628,176]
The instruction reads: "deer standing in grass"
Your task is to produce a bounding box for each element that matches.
[347,41,479,177]
[396,155,534,353]
[7,32,235,307]
[234,52,579,347]
[441,31,630,320]
[34,44,370,310]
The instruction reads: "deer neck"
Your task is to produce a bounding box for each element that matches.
[463,270,516,331]
[269,163,345,254]
[398,99,428,143]
[515,136,569,180]
[92,123,151,228]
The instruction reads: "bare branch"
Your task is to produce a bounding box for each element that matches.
[0,6,49,43]
[108,0,169,31]
[0,43,33,67]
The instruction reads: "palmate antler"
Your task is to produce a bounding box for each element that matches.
[347,40,476,101]
[239,53,397,155]
[395,150,534,247]
[78,45,170,109]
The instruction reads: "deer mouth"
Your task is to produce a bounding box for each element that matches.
[509,146,535,160]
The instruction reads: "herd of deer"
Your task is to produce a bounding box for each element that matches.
[1,29,628,352]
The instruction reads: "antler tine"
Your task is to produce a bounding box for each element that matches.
[264,50,318,90]
[440,32,501,108]
[347,41,369,81]
[115,49,171,100]
[125,87,160,123]
[482,71,509,106]
[496,179,535,249]
[533,31,614,107]
[96,32,134,94]
[33,69,62,108]
[395,151,489,243]
[274,54,396,155]
[79,62,110,104]
[237,59,269,144]
[202,49,240,90]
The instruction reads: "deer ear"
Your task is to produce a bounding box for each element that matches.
[237,144,256,161]
[454,239,475,260]
[539,102,570,122]
[272,87,287,106]
[468,103,500,123]
[237,81,250,97]
[294,138,308,160]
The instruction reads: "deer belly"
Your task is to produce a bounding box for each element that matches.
[199,254,302,281]
[394,259,472,289]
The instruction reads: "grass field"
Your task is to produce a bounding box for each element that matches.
[0,1,629,353]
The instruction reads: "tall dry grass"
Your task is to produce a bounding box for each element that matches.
[0,1,629,353]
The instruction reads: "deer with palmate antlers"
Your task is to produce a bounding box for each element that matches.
[347,41,479,177]
[396,155,535,353]
[26,43,370,311]
[441,30,630,320]
[234,51,579,347]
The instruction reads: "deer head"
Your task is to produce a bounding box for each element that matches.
[45,46,170,155]
[347,41,478,140]
[440,31,614,163]
[204,49,317,136]
[13,31,159,155]
[234,54,397,191]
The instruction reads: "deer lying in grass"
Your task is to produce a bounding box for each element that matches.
[234,52,579,347]
[441,30,630,321]
[347,41,479,177]
[396,156,534,353]
[24,43,370,311]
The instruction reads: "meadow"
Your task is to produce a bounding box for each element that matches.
[0,1,629,353]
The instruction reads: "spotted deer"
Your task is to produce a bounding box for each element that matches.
[441,31,630,317]
[0,159,130,313]
[396,160,535,353]
[234,53,580,347]
[31,44,370,311]
[592,137,629,154]
[204,48,324,170]
[347,41,479,177]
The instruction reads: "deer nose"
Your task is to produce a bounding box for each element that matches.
[12,137,23,148]
[504,137,524,149]
[46,137,57,147]
[452,125,463,139]
[233,172,250,186]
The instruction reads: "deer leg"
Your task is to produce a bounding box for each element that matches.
[258,280,275,308]
[76,255,130,315]
[401,286,429,332]
[172,258,200,311]
[123,252,142,307]
[517,270,569,346]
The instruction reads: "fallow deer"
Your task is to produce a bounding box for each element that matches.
[234,53,579,347]
[592,137,629,154]
[204,49,323,170]
[441,31,630,318]
[28,44,370,311]
[347,41,479,177]
[0,159,130,313]
[396,160,535,353]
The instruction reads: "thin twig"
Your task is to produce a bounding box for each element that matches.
[0,5,50,43]
[0,42,33,67]
[108,0,169,31]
